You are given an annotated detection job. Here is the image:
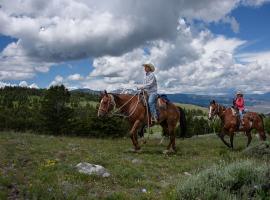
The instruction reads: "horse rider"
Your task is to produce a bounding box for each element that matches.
[138,63,158,123]
[233,90,245,128]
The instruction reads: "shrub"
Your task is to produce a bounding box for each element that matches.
[175,160,270,200]
[242,141,270,160]
[265,117,270,134]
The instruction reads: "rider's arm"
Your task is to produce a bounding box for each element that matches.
[142,73,156,89]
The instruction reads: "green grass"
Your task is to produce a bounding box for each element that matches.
[0,132,269,199]
[175,103,208,112]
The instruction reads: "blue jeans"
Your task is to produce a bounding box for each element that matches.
[148,93,158,119]
[239,110,243,120]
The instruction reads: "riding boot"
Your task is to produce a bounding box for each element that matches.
[239,120,244,129]
[151,116,158,124]
[239,124,243,129]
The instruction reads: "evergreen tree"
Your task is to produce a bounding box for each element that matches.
[40,85,72,135]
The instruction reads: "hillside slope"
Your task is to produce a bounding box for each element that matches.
[0,132,269,199]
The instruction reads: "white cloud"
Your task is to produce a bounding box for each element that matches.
[237,51,270,64]
[222,16,240,33]
[49,74,85,89]
[82,19,270,94]
[49,75,64,86]
[0,0,270,93]
[19,81,28,87]
[0,41,53,80]
[67,73,84,81]
[29,83,39,89]
[241,0,270,6]
[0,0,254,63]
[0,80,39,88]
[0,81,16,88]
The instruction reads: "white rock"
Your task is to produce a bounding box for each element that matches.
[131,159,142,164]
[184,172,192,176]
[76,162,110,177]
[102,172,111,178]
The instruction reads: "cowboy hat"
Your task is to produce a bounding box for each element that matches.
[236,90,243,95]
[142,63,155,72]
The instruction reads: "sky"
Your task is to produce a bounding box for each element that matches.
[0,0,270,94]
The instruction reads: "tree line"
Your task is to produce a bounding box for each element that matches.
[0,85,269,137]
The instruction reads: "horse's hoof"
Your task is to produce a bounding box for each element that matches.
[125,148,140,153]
[139,139,147,145]
[162,149,169,155]
[163,150,170,154]
[135,148,142,153]
[163,149,176,155]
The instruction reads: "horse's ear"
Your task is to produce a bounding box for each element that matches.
[211,100,216,105]
[104,90,108,97]
[100,91,104,97]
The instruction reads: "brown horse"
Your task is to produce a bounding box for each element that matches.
[208,100,266,148]
[97,91,186,153]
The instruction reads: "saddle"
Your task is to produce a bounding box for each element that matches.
[157,94,170,109]
[139,93,170,108]
[231,106,253,128]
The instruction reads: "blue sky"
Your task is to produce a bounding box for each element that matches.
[210,3,270,52]
[0,0,270,94]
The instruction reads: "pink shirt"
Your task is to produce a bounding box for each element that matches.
[235,97,245,111]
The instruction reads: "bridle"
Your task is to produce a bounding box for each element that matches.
[98,94,116,115]
[209,103,221,119]
[98,93,141,118]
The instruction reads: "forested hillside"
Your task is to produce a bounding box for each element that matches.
[0,86,269,137]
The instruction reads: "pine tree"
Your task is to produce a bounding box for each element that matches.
[40,85,72,135]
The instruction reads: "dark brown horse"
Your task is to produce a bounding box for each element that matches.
[208,100,267,148]
[98,91,186,153]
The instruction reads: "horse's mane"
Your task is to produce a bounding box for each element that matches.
[111,93,135,101]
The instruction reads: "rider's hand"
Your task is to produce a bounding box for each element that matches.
[137,85,144,90]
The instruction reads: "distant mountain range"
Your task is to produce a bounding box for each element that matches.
[71,88,270,114]
[71,88,100,95]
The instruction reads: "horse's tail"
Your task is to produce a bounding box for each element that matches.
[258,113,267,133]
[177,106,186,137]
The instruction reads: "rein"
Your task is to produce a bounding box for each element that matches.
[142,90,151,139]
[110,92,141,118]
[110,90,151,139]
[210,104,223,134]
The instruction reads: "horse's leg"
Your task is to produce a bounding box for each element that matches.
[229,133,234,149]
[166,122,177,153]
[160,121,168,145]
[138,125,147,145]
[246,131,252,147]
[257,127,266,141]
[217,128,231,148]
[254,115,266,141]
[130,120,142,151]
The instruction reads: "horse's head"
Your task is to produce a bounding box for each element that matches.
[97,90,116,117]
[208,100,219,120]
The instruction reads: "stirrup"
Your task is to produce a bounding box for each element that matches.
[151,117,158,124]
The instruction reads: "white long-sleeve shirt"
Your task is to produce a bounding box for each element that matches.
[142,72,157,94]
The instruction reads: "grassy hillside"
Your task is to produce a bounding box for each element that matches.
[176,103,208,112]
[0,132,269,199]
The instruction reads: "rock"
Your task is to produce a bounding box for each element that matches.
[131,159,142,164]
[76,162,110,177]
[184,172,192,176]
[141,188,147,193]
